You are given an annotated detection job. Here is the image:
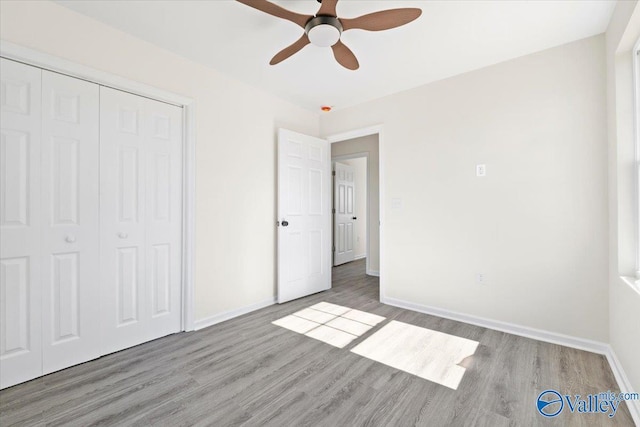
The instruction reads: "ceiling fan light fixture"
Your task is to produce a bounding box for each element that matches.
[236,0,423,70]
[305,16,342,47]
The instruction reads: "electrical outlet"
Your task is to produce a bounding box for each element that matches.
[477,273,486,285]
[476,164,486,177]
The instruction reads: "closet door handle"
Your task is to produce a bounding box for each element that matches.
[118,232,128,239]
[65,235,76,243]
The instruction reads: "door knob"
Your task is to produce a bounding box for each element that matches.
[352,217,357,220]
[281,220,289,227]
[118,232,128,239]
[65,235,76,243]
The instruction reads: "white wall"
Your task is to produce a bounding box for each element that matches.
[322,36,609,341]
[606,0,640,393]
[0,0,320,323]
[341,157,367,259]
[331,135,380,274]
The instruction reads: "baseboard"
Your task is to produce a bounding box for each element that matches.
[605,347,640,425]
[381,296,610,354]
[354,254,366,260]
[381,296,640,421]
[366,269,380,277]
[193,297,276,331]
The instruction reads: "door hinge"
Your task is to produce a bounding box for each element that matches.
[332,208,335,214]
[332,171,336,176]
[332,245,335,252]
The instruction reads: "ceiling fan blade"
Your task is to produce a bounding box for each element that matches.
[270,34,311,65]
[331,40,359,70]
[317,0,338,17]
[236,0,312,28]
[341,8,422,31]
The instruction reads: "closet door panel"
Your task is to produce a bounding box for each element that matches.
[145,104,182,335]
[41,71,100,374]
[100,87,182,355]
[100,88,147,354]
[0,58,43,389]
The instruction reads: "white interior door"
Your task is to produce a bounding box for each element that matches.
[40,70,101,374]
[100,87,182,355]
[277,129,331,303]
[333,162,356,266]
[0,58,43,389]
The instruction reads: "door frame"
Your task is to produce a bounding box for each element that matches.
[326,125,385,300]
[0,41,198,331]
[332,153,369,269]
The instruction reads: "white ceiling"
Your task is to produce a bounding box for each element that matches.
[55,0,616,112]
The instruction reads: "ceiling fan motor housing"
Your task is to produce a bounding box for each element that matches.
[305,16,343,47]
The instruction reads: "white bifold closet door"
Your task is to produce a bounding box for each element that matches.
[99,87,183,355]
[1,59,44,388]
[0,57,183,389]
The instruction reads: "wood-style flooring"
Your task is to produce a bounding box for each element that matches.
[0,259,634,426]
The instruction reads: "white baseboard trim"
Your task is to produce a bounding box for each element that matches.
[381,296,609,354]
[193,297,276,331]
[382,296,640,421]
[366,269,380,277]
[605,347,640,425]
[354,254,366,260]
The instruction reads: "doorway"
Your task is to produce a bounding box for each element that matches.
[330,134,380,278]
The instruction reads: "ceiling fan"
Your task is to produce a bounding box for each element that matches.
[236,0,422,70]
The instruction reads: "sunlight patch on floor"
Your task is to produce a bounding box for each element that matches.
[351,320,479,390]
[272,302,385,348]
[273,303,478,389]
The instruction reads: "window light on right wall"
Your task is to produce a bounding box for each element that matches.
[635,38,640,284]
